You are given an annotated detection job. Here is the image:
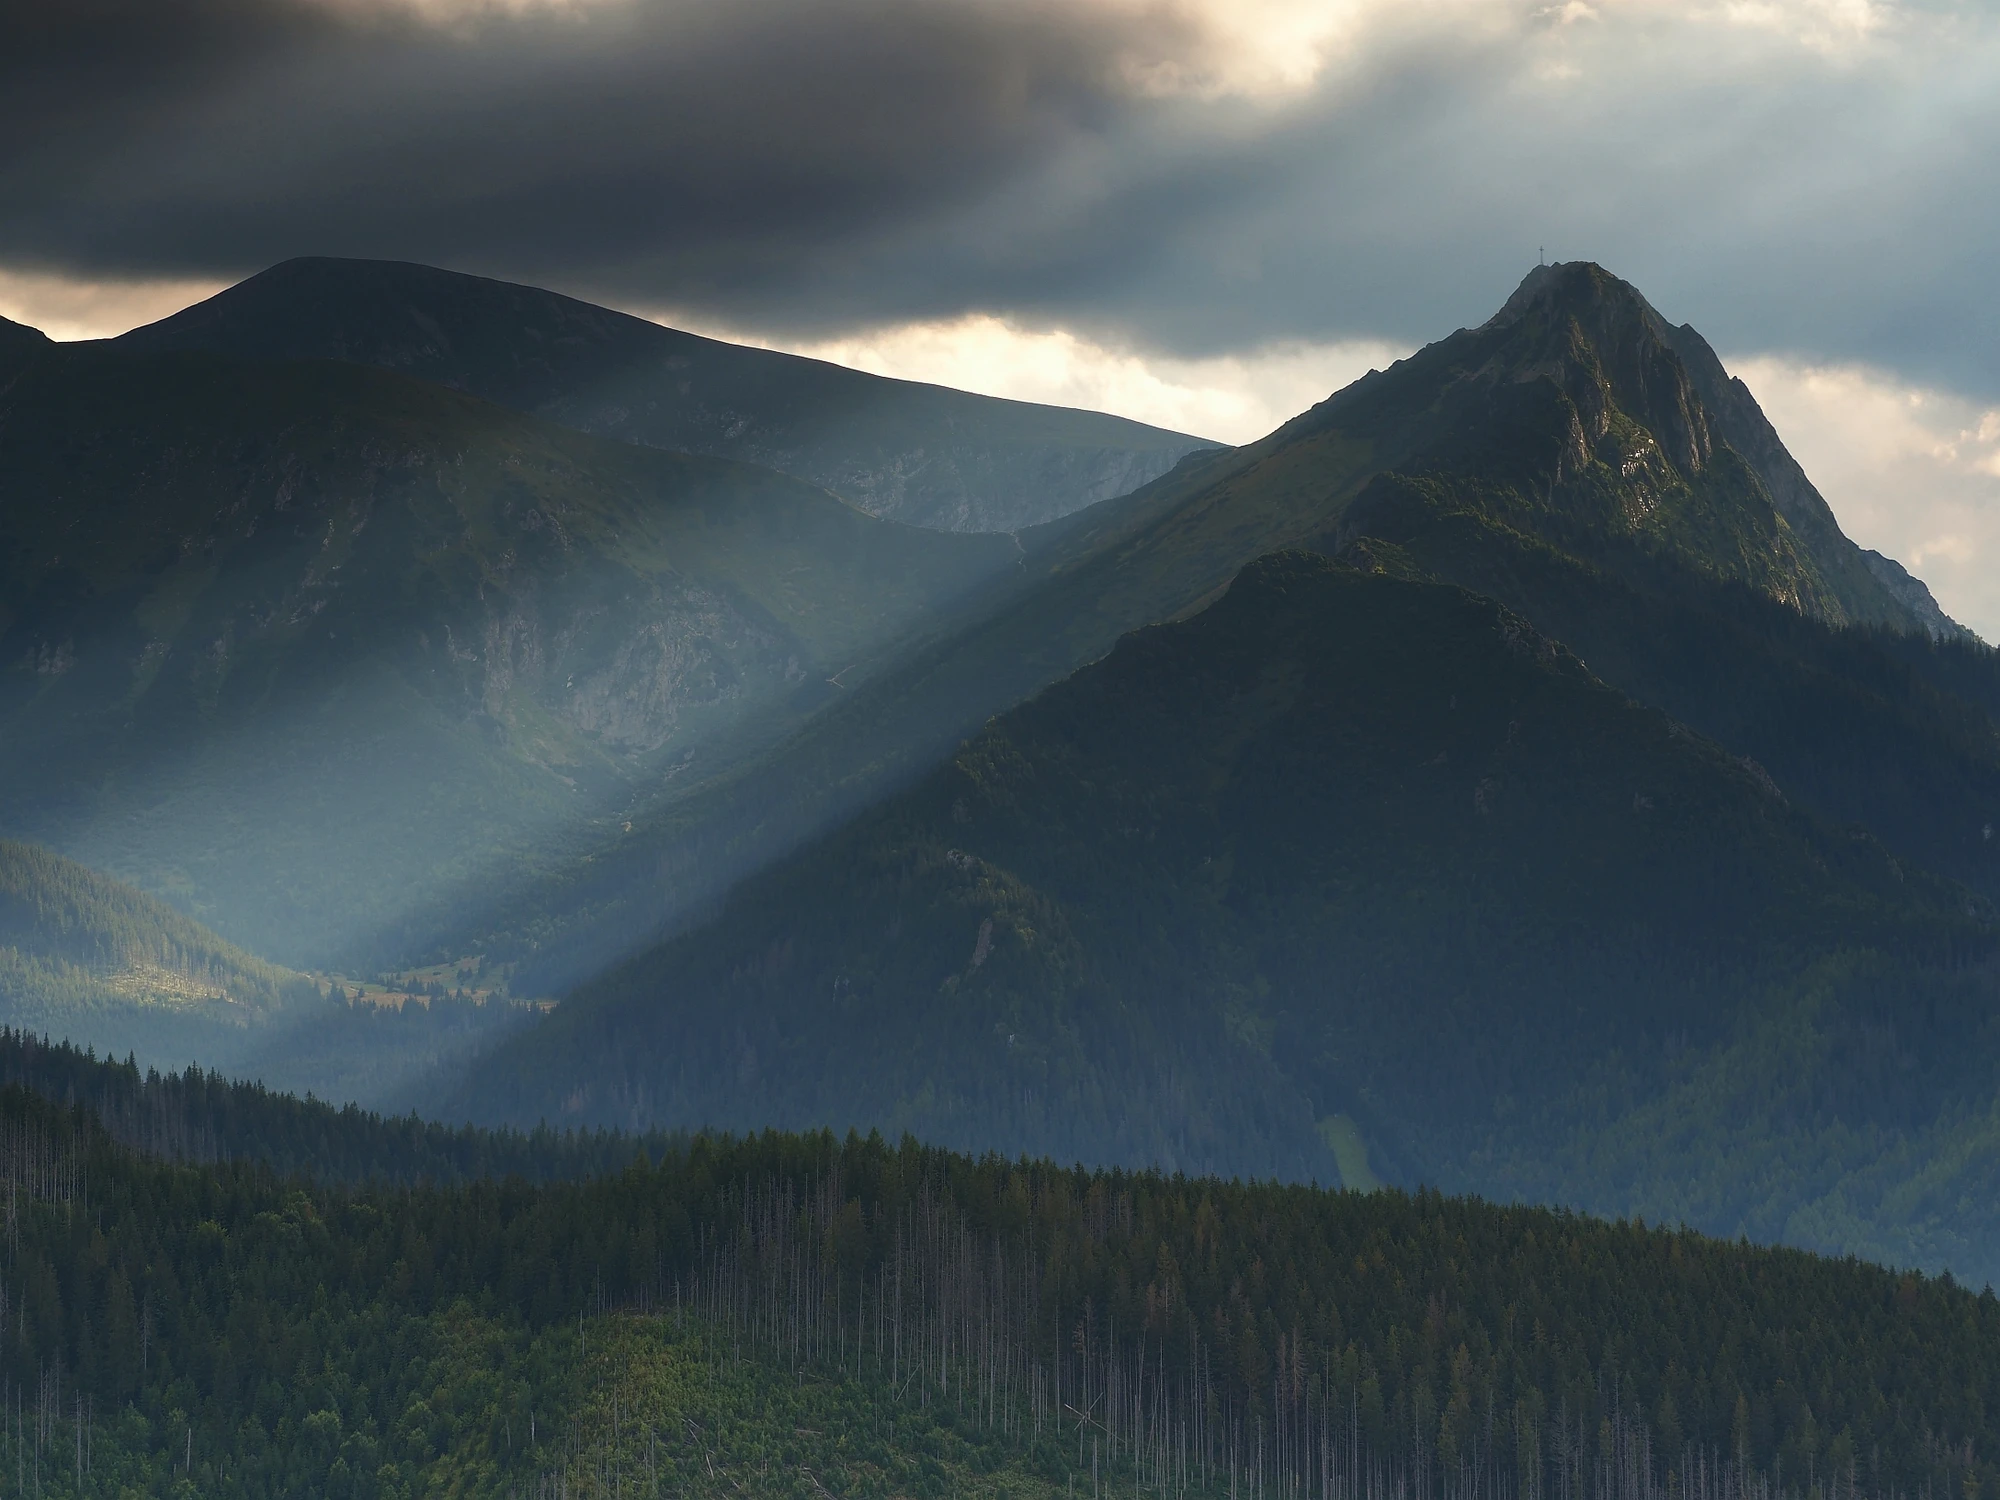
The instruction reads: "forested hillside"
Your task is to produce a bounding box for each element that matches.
[0,1029,671,1185]
[458,261,1989,1003]
[1324,489,2000,903]
[0,839,316,1060]
[0,843,536,1109]
[1,1083,1996,1500]
[451,549,2000,1281]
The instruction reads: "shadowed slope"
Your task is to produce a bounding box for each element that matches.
[453,552,1988,1200]
[463,263,1990,996]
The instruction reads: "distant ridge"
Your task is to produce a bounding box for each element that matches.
[115,257,1220,532]
[1862,548,1967,640]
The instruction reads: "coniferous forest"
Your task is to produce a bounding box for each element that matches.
[0,1049,1996,1500]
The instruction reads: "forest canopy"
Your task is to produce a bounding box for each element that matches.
[0,1055,1991,1500]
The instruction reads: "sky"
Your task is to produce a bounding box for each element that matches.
[3,0,1998,633]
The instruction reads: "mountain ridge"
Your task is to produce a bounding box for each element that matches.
[0,312,48,373]
[1303,261,1940,632]
[112,256,1221,532]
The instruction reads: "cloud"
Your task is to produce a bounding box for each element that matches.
[0,267,228,342]
[761,313,1410,445]
[3,0,1998,397]
[1733,354,2000,641]
[6,0,1999,618]
[0,0,1210,295]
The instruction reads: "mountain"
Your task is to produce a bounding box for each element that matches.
[462,262,1999,998]
[0,333,1019,967]
[436,250,2000,1271]
[20,247,2000,1500]
[448,550,1999,1263]
[113,256,1219,532]
[4,1079,1999,1498]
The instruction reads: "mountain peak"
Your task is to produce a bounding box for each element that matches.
[116,255,663,384]
[1484,260,1661,333]
[1437,260,1959,637]
[1263,257,1966,643]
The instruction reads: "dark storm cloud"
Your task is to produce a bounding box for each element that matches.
[803,5,2000,399]
[0,0,1190,291]
[5,0,2000,397]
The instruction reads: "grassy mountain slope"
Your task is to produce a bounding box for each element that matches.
[462,262,1989,1000]
[0,843,541,1107]
[5,1089,1999,1499]
[451,552,1997,1250]
[0,838,314,1046]
[0,336,1017,966]
[114,256,1219,532]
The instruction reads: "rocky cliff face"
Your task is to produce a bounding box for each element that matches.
[1309,261,1943,635]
